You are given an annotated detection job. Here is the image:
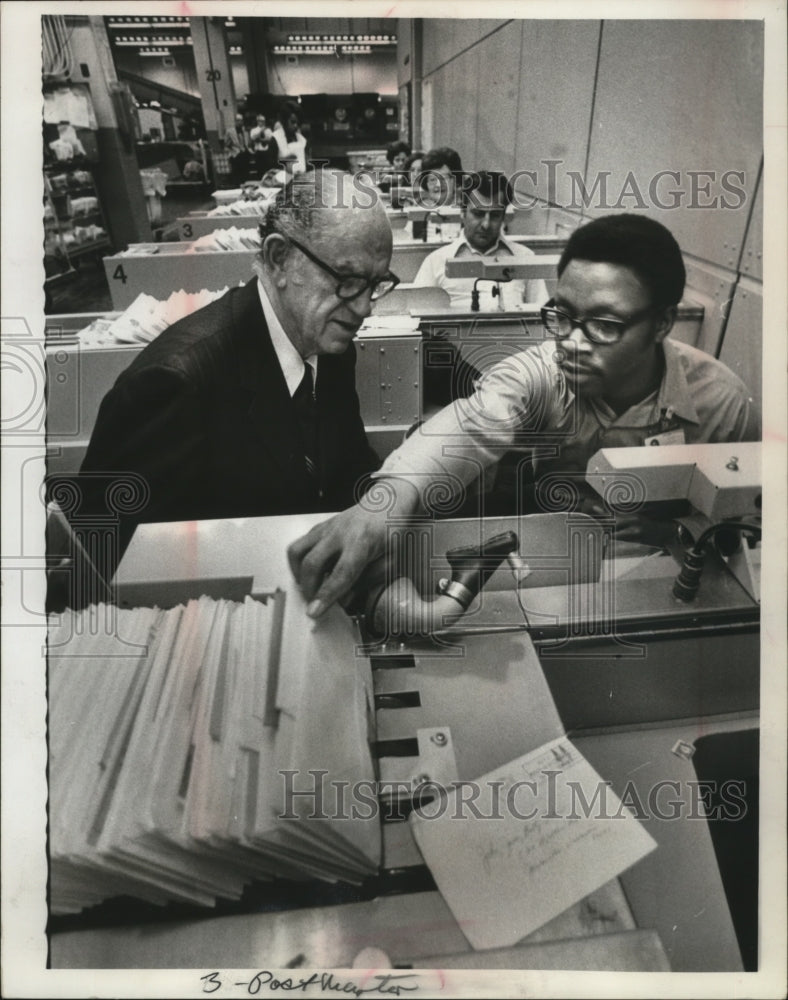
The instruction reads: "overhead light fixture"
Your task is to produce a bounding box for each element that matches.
[284,32,395,47]
[275,40,379,55]
[114,36,192,47]
[229,45,243,55]
[140,48,172,57]
[108,17,191,29]
[107,17,147,27]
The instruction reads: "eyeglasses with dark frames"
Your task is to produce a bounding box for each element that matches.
[285,234,400,302]
[540,298,657,345]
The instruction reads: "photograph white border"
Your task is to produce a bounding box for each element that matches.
[2,1,786,997]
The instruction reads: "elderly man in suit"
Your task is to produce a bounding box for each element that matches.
[77,170,398,570]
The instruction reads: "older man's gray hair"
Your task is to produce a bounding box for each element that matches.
[259,168,383,250]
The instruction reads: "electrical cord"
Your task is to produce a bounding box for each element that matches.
[507,554,530,625]
[672,520,761,602]
[691,519,761,553]
[43,16,75,78]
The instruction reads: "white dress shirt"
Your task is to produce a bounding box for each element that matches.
[413,233,549,311]
[257,278,317,396]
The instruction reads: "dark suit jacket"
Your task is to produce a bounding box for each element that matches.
[77,279,380,557]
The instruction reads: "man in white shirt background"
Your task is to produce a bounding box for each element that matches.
[413,170,548,311]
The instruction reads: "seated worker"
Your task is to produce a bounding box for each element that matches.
[416,146,463,207]
[76,170,398,573]
[385,140,411,174]
[379,140,411,194]
[287,213,760,618]
[413,170,548,310]
[405,150,424,188]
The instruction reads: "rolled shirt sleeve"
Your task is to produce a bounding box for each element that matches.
[375,344,568,499]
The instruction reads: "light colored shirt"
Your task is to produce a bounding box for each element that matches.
[257,278,317,396]
[413,233,549,311]
[273,128,307,173]
[377,336,759,495]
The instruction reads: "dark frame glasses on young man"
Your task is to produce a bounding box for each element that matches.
[286,234,400,302]
[540,299,657,345]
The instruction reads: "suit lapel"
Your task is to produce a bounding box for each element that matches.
[232,280,303,478]
[314,349,352,487]
[315,356,331,486]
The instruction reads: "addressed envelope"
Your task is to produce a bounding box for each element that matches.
[410,734,657,950]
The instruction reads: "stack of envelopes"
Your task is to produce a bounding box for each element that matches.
[77,287,230,347]
[48,595,378,914]
[191,227,261,252]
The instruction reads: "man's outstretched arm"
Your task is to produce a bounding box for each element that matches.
[288,346,555,616]
[287,478,421,617]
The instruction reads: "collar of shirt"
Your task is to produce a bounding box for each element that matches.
[452,232,516,259]
[257,277,318,397]
[657,338,701,425]
[578,337,701,428]
[537,337,700,429]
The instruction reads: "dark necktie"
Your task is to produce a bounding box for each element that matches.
[292,364,320,487]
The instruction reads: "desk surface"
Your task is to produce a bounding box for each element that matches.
[113,513,756,625]
[50,879,648,970]
[114,513,326,604]
[50,512,759,972]
[50,712,755,971]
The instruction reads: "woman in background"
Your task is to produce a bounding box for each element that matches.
[417,146,463,207]
[273,101,308,174]
[386,140,411,173]
[405,150,424,188]
[380,140,411,194]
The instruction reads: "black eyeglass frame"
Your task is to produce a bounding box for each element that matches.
[284,234,400,302]
[540,298,658,345]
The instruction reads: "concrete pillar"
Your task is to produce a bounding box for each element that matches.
[67,16,150,249]
[190,17,236,152]
[396,19,422,150]
[411,20,423,150]
[239,18,271,99]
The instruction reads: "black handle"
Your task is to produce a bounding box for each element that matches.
[444,530,519,602]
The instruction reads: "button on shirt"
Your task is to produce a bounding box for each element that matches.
[413,233,549,311]
[377,336,760,492]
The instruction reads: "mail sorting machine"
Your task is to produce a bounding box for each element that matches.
[101,227,568,310]
[174,205,424,241]
[100,213,741,398]
[44,278,706,479]
[174,201,571,243]
[173,196,411,240]
[173,205,465,241]
[49,442,761,972]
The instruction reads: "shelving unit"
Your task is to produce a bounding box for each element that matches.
[43,81,112,299]
[44,161,110,278]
